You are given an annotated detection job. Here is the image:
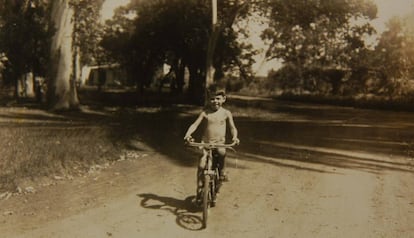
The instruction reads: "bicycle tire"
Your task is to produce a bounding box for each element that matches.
[202,174,210,228]
[214,168,221,195]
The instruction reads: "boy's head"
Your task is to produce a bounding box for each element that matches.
[207,85,226,110]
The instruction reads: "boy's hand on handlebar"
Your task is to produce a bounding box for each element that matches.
[232,137,240,145]
[184,136,194,144]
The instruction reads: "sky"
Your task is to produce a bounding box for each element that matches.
[101,0,130,21]
[371,0,414,33]
[100,0,414,76]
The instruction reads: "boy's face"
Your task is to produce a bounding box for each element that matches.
[209,95,226,110]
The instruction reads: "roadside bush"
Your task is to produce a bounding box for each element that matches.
[223,76,245,92]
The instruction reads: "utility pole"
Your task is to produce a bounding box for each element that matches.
[212,0,217,25]
[205,0,218,88]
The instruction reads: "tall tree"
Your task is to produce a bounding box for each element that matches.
[47,0,104,109]
[47,0,79,109]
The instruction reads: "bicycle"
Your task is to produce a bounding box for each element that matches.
[185,140,237,228]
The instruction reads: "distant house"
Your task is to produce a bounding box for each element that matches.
[80,64,127,88]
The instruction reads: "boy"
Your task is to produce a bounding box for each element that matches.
[184,88,240,183]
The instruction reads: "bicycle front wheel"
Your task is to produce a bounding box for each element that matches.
[202,174,210,228]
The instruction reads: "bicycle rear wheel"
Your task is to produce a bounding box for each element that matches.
[202,174,210,228]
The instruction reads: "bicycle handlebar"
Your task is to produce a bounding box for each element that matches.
[185,141,238,149]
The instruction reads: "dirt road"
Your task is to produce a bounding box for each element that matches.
[1,100,414,237]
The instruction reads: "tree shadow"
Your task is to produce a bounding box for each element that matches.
[2,99,414,178]
[137,193,204,231]
[237,119,414,174]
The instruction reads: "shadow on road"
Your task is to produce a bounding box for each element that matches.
[137,193,203,231]
[2,99,414,183]
[237,118,414,174]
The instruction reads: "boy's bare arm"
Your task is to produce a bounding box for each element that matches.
[226,110,239,143]
[184,112,205,140]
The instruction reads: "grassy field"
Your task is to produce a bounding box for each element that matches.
[0,105,127,192]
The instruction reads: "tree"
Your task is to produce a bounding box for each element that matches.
[102,0,210,98]
[71,0,106,67]
[47,0,105,109]
[260,0,377,94]
[0,0,107,107]
[71,0,108,92]
[46,0,78,109]
[372,17,414,97]
[0,0,53,98]
[102,0,256,103]
[213,0,256,82]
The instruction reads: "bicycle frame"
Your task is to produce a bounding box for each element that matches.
[186,141,236,228]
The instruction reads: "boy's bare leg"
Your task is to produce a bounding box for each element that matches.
[195,168,203,205]
[213,155,227,197]
[215,148,229,182]
[195,154,207,204]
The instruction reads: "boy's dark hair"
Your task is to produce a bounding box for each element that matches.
[207,84,226,97]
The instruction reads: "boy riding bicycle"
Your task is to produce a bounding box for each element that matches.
[184,86,240,201]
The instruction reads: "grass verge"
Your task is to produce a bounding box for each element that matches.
[0,107,124,192]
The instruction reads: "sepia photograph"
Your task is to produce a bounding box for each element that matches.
[0,0,414,237]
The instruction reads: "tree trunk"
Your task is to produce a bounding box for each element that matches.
[205,25,219,88]
[188,65,205,105]
[47,0,79,110]
[176,59,185,94]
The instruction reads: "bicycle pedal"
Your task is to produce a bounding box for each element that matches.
[219,174,229,182]
[194,199,203,207]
